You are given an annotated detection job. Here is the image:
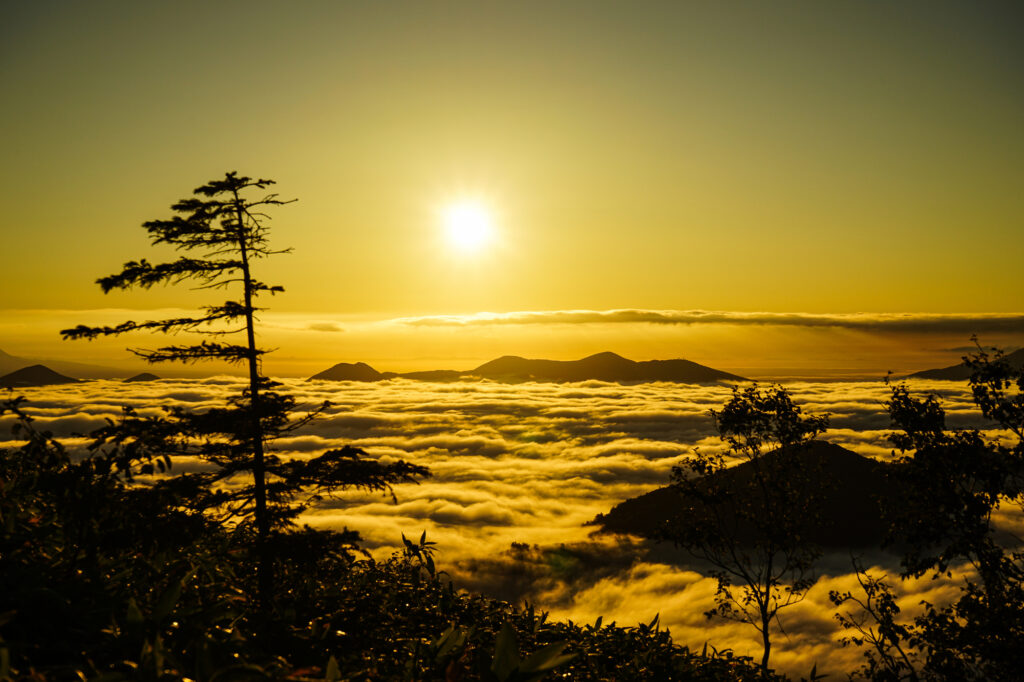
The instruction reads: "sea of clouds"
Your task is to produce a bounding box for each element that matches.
[1,377,1013,677]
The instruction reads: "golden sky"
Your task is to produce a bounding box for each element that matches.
[2,1,1023,373]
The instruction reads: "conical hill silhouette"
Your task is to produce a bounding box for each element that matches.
[124,372,161,382]
[0,364,80,388]
[309,362,387,382]
[591,441,899,549]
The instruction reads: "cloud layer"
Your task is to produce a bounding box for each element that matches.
[395,308,1024,334]
[1,376,1015,677]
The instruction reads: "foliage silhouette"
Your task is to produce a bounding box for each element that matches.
[60,172,428,605]
[665,384,829,671]
[831,343,1024,680]
[829,559,921,681]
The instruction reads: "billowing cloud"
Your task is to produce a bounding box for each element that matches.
[395,308,1024,334]
[1,376,1018,678]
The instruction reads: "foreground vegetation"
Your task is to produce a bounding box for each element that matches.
[0,394,773,680]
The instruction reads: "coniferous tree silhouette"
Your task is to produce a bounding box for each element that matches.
[62,172,427,605]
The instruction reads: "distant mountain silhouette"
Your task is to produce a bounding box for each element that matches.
[391,370,464,382]
[0,348,34,376]
[309,362,387,382]
[0,348,22,370]
[908,347,1024,380]
[124,372,161,382]
[0,364,80,388]
[590,441,898,549]
[308,352,745,384]
[470,352,746,383]
[0,347,122,379]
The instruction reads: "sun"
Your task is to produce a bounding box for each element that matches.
[442,201,494,252]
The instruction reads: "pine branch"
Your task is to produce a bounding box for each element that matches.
[131,341,260,364]
[278,445,430,500]
[98,257,242,292]
[60,301,254,341]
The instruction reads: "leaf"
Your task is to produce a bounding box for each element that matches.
[126,598,144,628]
[433,625,468,660]
[209,663,270,682]
[325,655,341,682]
[519,642,575,675]
[531,610,548,635]
[154,566,197,622]
[490,622,520,681]
[805,662,828,680]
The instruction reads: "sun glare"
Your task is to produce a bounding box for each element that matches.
[442,201,494,252]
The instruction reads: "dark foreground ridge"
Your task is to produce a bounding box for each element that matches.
[0,364,80,388]
[591,441,898,549]
[908,347,1024,380]
[309,351,746,384]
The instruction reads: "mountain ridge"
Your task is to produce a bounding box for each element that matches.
[0,364,81,388]
[0,347,123,379]
[308,352,746,384]
[908,347,1024,380]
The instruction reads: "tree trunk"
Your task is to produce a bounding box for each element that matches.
[234,194,272,607]
[760,599,772,672]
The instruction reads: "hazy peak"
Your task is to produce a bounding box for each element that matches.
[308,362,385,382]
[0,364,80,388]
[125,372,161,382]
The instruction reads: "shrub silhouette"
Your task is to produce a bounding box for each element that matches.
[665,384,829,671]
[831,344,1024,679]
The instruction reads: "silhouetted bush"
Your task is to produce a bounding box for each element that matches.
[664,384,829,671]
[831,345,1024,680]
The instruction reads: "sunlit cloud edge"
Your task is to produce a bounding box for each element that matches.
[392,309,1024,334]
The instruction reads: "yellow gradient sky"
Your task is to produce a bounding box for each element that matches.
[2,1,1023,376]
